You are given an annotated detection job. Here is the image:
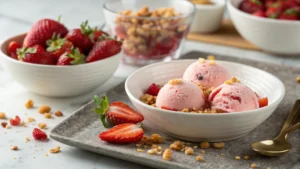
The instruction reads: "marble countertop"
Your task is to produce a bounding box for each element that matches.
[0,0,300,169]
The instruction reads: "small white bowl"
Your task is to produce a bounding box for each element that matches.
[125,60,285,142]
[190,0,225,33]
[0,33,121,97]
[228,0,300,55]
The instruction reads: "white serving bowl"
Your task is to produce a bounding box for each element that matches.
[125,60,285,142]
[227,0,300,55]
[190,0,225,33]
[0,33,121,97]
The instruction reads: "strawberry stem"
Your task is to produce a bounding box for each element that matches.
[93,95,110,128]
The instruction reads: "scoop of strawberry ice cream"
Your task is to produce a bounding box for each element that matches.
[183,59,230,88]
[208,82,259,112]
[156,79,205,111]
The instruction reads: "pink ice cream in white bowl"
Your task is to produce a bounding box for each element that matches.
[125,58,285,141]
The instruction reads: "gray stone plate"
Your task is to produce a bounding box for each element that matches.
[50,52,300,169]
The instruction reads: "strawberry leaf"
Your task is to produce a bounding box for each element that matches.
[93,95,111,128]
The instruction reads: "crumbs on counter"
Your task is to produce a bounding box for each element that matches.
[296,77,300,83]
[162,149,172,161]
[44,113,52,119]
[50,146,60,154]
[25,99,34,109]
[54,111,63,117]
[38,105,51,114]
[0,112,6,119]
[38,123,47,129]
[11,146,18,151]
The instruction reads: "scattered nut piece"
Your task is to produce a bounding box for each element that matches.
[196,155,203,161]
[21,121,27,127]
[185,147,194,155]
[38,123,47,129]
[54,111,63,117]
[45,154,49,157]
[162,149,172,161]
[25,99,34,109]
[6,125,11,129]
[193,146,198,149]
[26,137,30,142]
[170,141,184,151]
[243,155,249,160]
[251,163,257,168]
[1,122,8,128]
[198,58,206,64]
[38,105,51,114]
[137,149,143,152]
[296,77,300,83]
[209,60,216,65]
[147,149,156,155]
[200,142,210,149]
[235,156,241,160]
[213,142,225,149]
[168,79,182,85]
[267,167,271,169]
[50,146,60,154]
[44,113,52,119]
[11,146,18,150]
[151,134,163,144]
[28,117,35,123]
[0,112,6,119]
[207,55,215,60]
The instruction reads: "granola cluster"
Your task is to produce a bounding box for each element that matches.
[115,6,187,60]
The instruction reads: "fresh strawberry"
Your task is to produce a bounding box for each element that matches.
[99,123,144,144]
[32,128,48,140]
[282,0,299,10]
[279,7,300,20]
[258,97,269,108]
[152,37,179,57]
[252,10,267,17]
[65,21,94,53]
[57,47,86,65]
[266,7,281,18]
[92,30,109,42]
[86,39,122,63]
[239,0,265,14]
[265,0,276,8]
[17,45,55,65]
[146,83,161,96]
[10,116,21,126]
[93,96,144,128]
[8,41,21,60]
[46,34,73,61]
[23,18,68,48]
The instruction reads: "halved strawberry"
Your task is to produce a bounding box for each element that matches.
[99,123,144,144]
[32,128,48,140]
[10,116,21,126]
[93,96,144,128]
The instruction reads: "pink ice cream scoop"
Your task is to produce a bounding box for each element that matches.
[183,60,230,88]
[156,79,205,111]
[208,82,259,112]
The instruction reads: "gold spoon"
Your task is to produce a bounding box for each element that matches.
[251,100,300,156]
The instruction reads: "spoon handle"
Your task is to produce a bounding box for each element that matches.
[279,100,300,136]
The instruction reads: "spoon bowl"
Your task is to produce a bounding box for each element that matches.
[251,139,291,156]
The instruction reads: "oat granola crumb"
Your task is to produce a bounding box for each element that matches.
[54,111,63,117]
[200,142,210,149]
[168,79,182,85]
[151,134,163,144]
[140,94,156,105]
[243,155,249,160]
[170,141,184,151]
[147,149,156,155]
[6,125,11,129]
[193,146,198,149]
[38,105,51,114]
[235,156,241,160]
[0,112,6,119]
[38,123,47,129]
[21,121,27,127]
[28,117,35,123]
[185,147,194,155]
[182,108,189,112]
[25,100,34,109]
[1,122,8,128]
[207,55,215,60]
[162,149,172,161]
[267,167,271,169]
[44,113,52,119]
[50,146,60,154]
[196,155,203,161]
[209,60,216,65]
[198,58,206,64]
[137,148,144,152]
[200,149,206,154]
[296,77,300,83]
[11,146,18,150]
[138,136,154,145]
[251,163,257,168]
[213,142,225,149]
[45,154,48,157]
[26,137,30,142]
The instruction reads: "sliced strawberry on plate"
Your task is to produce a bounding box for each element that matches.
[57,47,86,65]
[99,123,144,144]
[32,128,48,140]
[8,41,21,60]
[17,45,55,65]
[279,7,300,20]
[46,33,73,61]
[93,96,144,128]
[146,83,161,96]
[259,97,269,108]
[86,39,122,63]
[10,116,21,126]
[23,17,68,48]
[239,0,265,14]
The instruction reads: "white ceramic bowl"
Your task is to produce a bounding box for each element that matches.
[227,0,300,55]
[125,60,285,142]
[190,0,225,33]
[0,34,121,97]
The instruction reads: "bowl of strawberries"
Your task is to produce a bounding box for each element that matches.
[0,18,122,97]
[227,0,300,55]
